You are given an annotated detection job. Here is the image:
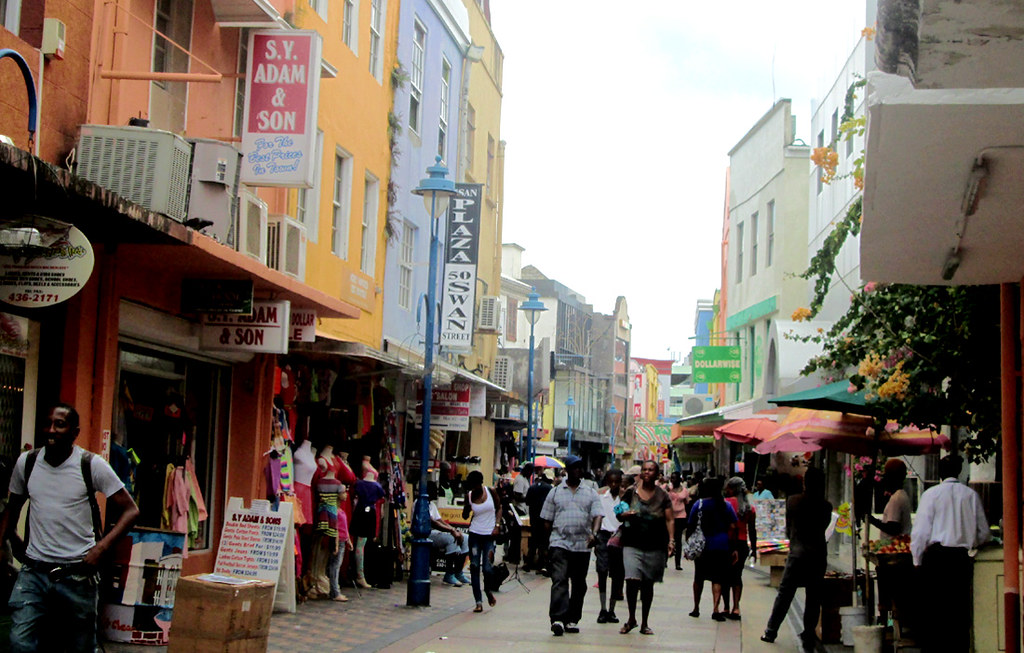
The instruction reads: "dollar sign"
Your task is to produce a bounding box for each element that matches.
[220,328,230,345]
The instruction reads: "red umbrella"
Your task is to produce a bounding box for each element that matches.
[714,417,780,445]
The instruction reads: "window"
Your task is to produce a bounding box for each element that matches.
[360,174,379,274]
[492,44,503,89]
[438,58,451,160]
[486,135,495,194]
[342,0,357,51]
[1,0,21,35]
[296,130,323,242]
[398,222,415,310]
[368,0,384,81]
[831,109,839,147]
[736,221,744,282]
[506,298,518,342]
[766,200,775,267]
[816,129,825,194]
[151,0,193,133]
[308,0,327,21]
[750,211,759,276]
[233,28,251,139]
[466,104,476,168]
[409,21,425,134]
[332,151,353,258]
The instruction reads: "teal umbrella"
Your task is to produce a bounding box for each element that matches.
[768,381,880,415]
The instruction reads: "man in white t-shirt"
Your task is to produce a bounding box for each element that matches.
[3,403,139,652]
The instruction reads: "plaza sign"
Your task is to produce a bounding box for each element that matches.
[692,345,742,383]
[439,184,482,352]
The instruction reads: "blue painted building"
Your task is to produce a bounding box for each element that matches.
[694,298,714,394]
[382,0,471,361]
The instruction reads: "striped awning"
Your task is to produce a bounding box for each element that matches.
[633,423,674,445]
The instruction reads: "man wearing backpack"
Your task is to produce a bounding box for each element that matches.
[3,403,139,652]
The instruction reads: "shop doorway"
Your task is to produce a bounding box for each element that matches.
[115,343,228,550]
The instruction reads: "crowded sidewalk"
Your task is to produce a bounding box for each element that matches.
[268,557,806,652]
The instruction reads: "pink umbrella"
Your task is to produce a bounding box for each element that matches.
[714,418,781,445]
[754,408,950,456]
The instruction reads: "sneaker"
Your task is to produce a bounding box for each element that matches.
[605,611,620,624]
[597,610,608,624]
[456,572,470,584]
[564,623,580,634]
[551,622,564,636]
[442,573,462,587]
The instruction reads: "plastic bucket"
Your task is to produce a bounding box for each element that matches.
[839,605,868,646]
[852,624,885,653]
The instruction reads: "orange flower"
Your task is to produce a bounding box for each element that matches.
[862,26,876,41]
[791,307,812,322]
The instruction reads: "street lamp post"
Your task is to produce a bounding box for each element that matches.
[565,395,575,457]
[608,405,618,466]
[519,290,547,463]
[407,156,457,608]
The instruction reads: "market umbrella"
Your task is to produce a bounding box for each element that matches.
[768,380,877,415]
[754,408,873,454]
[532,455,564,468]
[713,417,781,445]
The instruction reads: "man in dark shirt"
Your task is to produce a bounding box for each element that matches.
[761,468,833,652]
[524,472,553,573]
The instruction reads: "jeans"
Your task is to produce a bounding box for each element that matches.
[548,547,591,625]
[327,542,346,598]
[468,533,495,604]
[764,553,826,643]
[9,566,98,653]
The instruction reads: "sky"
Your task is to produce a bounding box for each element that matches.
[489,1,868,360]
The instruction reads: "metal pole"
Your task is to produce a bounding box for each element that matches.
[567,406,573,457]
[526,323,536,464]
[407,192,441,607]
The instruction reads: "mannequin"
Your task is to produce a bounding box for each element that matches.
[361,455,378,482]
[352,475,385,588]
[293,439,317,525]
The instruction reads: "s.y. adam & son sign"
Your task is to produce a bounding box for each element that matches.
[200,300,291,354]
[439,184,483,352]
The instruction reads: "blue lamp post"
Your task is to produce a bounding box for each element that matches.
[608,404,619,466]
[407,156,457,607]
[565,395,575,457]
[519,290,547,463]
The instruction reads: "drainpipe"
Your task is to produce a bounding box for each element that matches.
[1000,282,1021,653]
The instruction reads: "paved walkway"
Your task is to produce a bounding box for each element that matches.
[268,558,809,652]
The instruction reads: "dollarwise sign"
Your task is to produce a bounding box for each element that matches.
[240,30,322,187]
[692,345,742,383]
[200,300,290,354]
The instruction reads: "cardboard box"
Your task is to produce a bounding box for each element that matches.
[167,575,275,652]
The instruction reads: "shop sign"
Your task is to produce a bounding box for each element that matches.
[439,184,482,352]
[214,497,295,612]
[288,308,316,342]
[346,271,375,312]
[181,279,254,314]
[469,384,486,417]
[0,313,29,358]
[692,345,742,383]
[414,382,471,431]
[240,30,322,188]
[0,226,94,308]
[200,300,291,354]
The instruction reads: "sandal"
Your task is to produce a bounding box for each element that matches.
[473,603,483,613]
[486,591,497,607]
[727,611,741,620]
[640,626,654,635]
[619,620,637,634]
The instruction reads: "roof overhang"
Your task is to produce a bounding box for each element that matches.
[210,0,290,28]
[674,397,780,435]
[861,71,1024,284]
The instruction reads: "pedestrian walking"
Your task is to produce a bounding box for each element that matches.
[667,471,689,570]
[910,455,990,652]
[539,455,602,636]
[761,467,832,651]
[524,471,553,573]
[687,477,737,621]
[4,403,140,652]
[723,476,757,619]
[595,468,624,624]
[616,460,674,636]
[461,470,501,613]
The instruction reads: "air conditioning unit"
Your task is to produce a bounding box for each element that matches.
[478,296,502,332]
[237,189,268,261]
[683,394,714,416]
[186,138,242,244]
[77,124,192,221]
[492,355,513,390]
[267,214,307,280]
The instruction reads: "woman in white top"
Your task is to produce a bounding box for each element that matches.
[462,470,502,612]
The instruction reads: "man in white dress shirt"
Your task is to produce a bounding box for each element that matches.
[910,455,990,652]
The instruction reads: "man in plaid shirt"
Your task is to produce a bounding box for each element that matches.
[540,455,602,636]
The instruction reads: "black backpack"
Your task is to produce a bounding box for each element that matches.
[23,448,103,544]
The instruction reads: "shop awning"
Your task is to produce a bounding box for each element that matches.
[633,422,674,445]
[209,0,289,27]
[675,397,778,435]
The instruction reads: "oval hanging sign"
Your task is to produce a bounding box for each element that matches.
[0,226,95,308]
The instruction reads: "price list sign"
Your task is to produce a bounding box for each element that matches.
[214,498,292,582]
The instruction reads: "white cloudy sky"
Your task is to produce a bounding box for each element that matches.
[490,1,868,359]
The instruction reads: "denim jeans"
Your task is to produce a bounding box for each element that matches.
[327,542,346,598]
[468,533,495,604]
[764,553,826,642]
[9,566,99,652]
[548,547,591,625]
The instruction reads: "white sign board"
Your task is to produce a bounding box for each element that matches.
[214,497,295,613]
[414,382,471,431]
[288,308,316,342]
[0,226,94,308]
[469,384,486,417]
[240,30,322,187]
[201,300,291,354]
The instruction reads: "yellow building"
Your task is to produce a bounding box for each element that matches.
[292,0,400,347]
